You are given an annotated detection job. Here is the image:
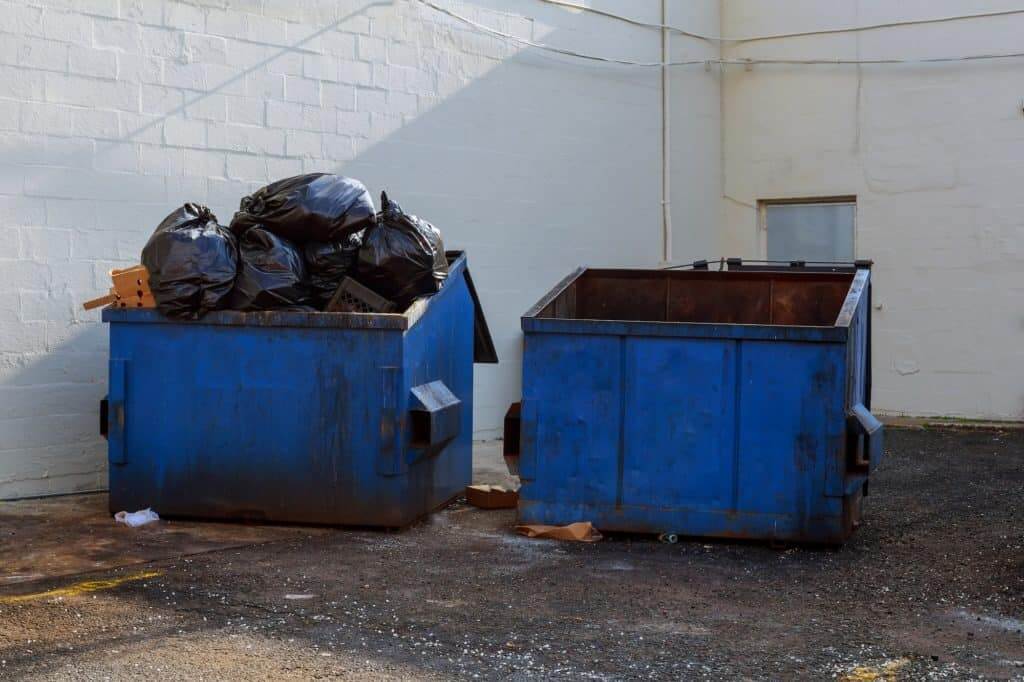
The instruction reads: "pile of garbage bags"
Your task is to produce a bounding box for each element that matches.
[140,174,449,319]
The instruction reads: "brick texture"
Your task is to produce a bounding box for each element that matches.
[0,0,677,498]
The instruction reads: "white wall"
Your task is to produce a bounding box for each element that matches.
[0,0,724,498]
[667,1,721,262]
[6,0,1021,500]
[721,0,1024,421]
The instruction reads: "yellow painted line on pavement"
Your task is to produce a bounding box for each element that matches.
[842,657,910,681]
[0,570,162,604]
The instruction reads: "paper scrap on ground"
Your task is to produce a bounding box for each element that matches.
[465,484,519,509]
[114,508,160,527]
[515,521,602,542]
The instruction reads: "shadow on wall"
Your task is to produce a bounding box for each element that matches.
[0,325,108,498]
[335,29,664,437]
[1,3,394,499]
[2,0,666,498]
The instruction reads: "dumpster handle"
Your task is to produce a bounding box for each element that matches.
[108,358,127,465]
[847,403,883,473]
[408,380,461,451]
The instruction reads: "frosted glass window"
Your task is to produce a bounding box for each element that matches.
[765,202,855,262]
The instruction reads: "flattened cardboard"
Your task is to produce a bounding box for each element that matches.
[515,521,602,542]
[465,485,518,509]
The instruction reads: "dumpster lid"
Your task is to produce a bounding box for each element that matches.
[447,251,498,364]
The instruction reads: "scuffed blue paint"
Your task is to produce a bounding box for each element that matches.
[518,268,879,545]
[103,254,479,527]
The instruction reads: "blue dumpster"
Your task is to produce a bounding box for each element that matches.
[102,252,496,527]
[512,261,880,544]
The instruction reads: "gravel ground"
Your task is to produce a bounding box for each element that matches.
[0,427,1021,680]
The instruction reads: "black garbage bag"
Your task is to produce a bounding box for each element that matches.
[354,191,448,309]
[229,174,376,243]
[141,203,238,320]
[228,227,311,311]
[304,231,364,308]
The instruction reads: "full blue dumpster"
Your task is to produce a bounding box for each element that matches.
[511,260,881,545]
[102,252,496,527]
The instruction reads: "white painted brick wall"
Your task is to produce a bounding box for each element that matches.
[0,0,698,499]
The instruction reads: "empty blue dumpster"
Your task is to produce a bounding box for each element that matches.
[512,261,881,544]
[102,252,496,527]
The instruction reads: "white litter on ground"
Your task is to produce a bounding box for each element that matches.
[114,508,160,527]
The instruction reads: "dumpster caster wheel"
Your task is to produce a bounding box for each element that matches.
[658,533,679,544]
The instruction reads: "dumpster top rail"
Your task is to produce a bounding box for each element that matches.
[526,262,869,329]
[664,257,873,274]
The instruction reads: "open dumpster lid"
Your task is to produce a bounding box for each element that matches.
[448,252,498,364]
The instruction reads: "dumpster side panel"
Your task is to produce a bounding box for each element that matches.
[842,274,883,477]
[848,293,867,409]
[400,268,476,518]
[621,337,737,510]
[107,322,406,525]
[519,333,623,519]
[518,329,852,543]
[734,340,848,541]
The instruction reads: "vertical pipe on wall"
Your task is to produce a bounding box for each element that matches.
[661,0,673,263]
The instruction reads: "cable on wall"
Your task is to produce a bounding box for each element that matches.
[417,0,701,66]
[536,0,1024,45]
[416,0,1024,68]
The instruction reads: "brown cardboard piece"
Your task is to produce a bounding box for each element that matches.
[83,265,155,310]
[515,521,603,542]
[465,485,518,509]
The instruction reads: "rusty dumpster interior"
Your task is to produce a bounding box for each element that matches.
[535,270,855,327]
